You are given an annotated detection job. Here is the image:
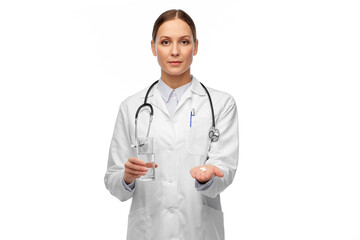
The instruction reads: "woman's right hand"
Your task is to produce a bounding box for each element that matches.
[123,157,158,184]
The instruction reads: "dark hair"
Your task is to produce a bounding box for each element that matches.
[152,9,197,43]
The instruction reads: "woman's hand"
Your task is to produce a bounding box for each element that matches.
[190,164,224,183]
[124,157,158,184]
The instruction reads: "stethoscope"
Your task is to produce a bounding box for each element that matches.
[135,80,220,143]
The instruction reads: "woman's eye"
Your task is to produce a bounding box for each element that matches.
[161,40,170,45]
[180,40,189,45]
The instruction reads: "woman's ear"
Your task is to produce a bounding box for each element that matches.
[193,39,198,56]
[151,40,157,56]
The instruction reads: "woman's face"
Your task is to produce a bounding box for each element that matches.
[151,19,198,77]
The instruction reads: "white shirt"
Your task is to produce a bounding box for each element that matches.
[157,77,192,117]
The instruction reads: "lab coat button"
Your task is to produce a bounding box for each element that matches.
[169,207,176,213]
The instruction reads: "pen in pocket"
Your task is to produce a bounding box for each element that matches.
[190,108,195,127]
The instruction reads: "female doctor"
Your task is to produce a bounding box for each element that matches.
[104,9,239,240]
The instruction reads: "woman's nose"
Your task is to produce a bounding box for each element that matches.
[171,44,180,56]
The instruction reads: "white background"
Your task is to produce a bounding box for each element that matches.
[1,0,359,239]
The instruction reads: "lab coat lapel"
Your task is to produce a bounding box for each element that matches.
[147,87,171,118]
[175,77,206,111]
[175,86,192,112]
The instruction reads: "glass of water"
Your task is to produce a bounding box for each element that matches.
[135,137,155,181]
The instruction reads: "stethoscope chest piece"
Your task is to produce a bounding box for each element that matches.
[209,127,220,142]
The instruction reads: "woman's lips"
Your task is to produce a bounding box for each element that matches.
[169,61,182,66]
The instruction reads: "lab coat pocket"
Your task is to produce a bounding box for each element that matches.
[186,116,211,156]
[127,207,149,240]
[202,205,224,240]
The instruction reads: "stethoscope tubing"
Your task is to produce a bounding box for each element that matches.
[199,82,215,129]
[135,80,219,142]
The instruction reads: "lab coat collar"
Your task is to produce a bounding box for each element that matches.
[141,75,207,99]
[190,75,207,97]
[157,78,192,103]
[140,75,207,118]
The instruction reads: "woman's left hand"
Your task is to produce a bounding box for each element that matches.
[190,164,224,183]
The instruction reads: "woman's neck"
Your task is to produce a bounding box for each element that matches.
[160,69,192,89]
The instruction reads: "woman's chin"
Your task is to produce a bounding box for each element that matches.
[162,68,190,77]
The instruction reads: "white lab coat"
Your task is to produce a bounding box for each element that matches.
[104,76,239,240]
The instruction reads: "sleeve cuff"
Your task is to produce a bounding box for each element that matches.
[122,178,135,192]
[195,177,214,191]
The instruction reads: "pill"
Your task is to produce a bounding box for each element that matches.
[200,167,207,172]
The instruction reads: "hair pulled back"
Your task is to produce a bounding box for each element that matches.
[152,9,197,43]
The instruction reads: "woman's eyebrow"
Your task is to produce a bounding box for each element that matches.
[159,35,191,39]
